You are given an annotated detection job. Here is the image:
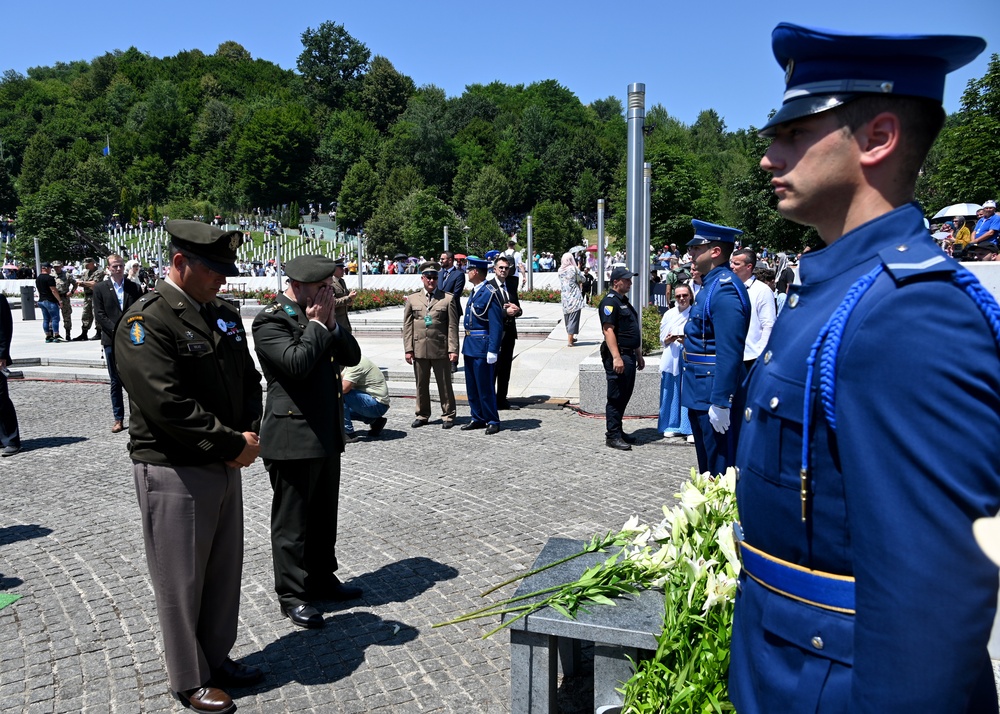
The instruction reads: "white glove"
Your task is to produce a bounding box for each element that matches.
[487,352,498,365]
[708,405,730,434]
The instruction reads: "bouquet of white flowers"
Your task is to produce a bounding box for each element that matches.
[437,467,741,713]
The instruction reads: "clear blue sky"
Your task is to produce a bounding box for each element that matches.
[5,0,998,131]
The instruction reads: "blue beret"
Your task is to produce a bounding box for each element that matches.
[760,23,986,135]
[688,219,743,246]
[467,257,489,272]
[484,250,501,260]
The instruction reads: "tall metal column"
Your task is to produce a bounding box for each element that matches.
[625,83,645,308]
[525,215,533,291]
[641,162,652,309]
[443,225,449,253]
[597,199,606,295]
[358,233,365,289]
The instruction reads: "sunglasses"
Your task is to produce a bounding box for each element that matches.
[423,273,439,279]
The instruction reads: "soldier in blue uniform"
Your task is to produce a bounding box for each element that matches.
[599,266,644,451]
[729,24,999,713]
[461,257,504,434]
[681,220,749,475]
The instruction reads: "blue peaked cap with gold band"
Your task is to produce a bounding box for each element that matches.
[688,219,743,247]
[759,23,986,135]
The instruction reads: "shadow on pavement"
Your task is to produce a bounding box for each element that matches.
[326,556,459,609]
[241,611,419,693]
[18,436,89,452]
[0,575,24,590]
[0,524,53,547]
[239,557,457,694]
[497,418,541,432]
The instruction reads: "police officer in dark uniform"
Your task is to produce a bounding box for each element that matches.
[252,255,363,630]
[461,257,504,434]
[680,219,749,475]
[729,24,1000,713]
[599,266,644,450]
[116,220,264,714]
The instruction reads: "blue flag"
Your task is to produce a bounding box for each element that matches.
[102,145,110,156]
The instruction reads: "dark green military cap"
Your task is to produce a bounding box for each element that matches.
[166,219,243,277]
[284,255,338,283]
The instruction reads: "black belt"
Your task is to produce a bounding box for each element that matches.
[618,347,637,355]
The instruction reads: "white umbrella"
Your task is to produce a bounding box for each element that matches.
[569,245,586,254]
[933,202,982,219]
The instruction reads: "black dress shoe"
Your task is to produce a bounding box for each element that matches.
[314,576,363,601]
[282,603,324,629]
[442,420,455,429]
[485,423,500,435]
[172,686,234,714]
[620,432,637,444]
[411,418,428,428]
[343,431,360,443]
[460,421,486,431]
[210,657,264,688]
[369,416,387,437]
[606,437,632,451]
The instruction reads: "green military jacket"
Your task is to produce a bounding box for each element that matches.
[252,294,361,461]
[115,279,262,465]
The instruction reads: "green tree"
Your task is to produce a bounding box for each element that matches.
[465,164,512,217]
[17,132,56,195]
[336,158,379,231]
[0,163,17,215]
[926,53,1000,206]
[233,103,318,205]
[215,41,252,62]
[297,21,371,108]
[15,181,104,260]
[398,188,462,258]
[572,168,601,215]
[360,55,415,132]
[531,200,582,256]
[465,207,506,257]
[311,110,380,201]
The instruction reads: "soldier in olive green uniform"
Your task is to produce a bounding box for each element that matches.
[331,259,355,333]
[252,255,363,630]
[74,257,105,340]
[52,261,76,341]
[115,220,264,714]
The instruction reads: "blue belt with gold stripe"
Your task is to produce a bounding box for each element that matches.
[735,523,856,614]
[683,351,716,365]
[465,329,486,336]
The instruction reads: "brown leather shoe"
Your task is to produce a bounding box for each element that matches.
[111,421,124,433]
[173,686,234,714]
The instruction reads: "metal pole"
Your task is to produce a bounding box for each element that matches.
[33,237,41,275]
[597,199,606,294]
[625,82,645,308]
[443,225,449,253]
[357,233,364,290]
[525,215,533,292]
[275,236,282,295]
[641,162,652,309]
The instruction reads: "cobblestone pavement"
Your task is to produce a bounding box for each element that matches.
[0,380,699,714]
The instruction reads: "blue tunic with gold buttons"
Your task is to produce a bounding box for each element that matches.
[729,202,1000,713]
[681,264,750,475]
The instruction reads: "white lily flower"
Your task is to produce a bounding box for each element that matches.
[621,514,642,532]
[716,523,742,577]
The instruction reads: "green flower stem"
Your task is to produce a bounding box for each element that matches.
[479,532,625,597]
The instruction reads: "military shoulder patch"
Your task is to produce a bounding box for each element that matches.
[128,321,145,345]
[603,305,614,315]
[283,305,297,317]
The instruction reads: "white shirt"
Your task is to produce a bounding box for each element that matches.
[743,276,776,361]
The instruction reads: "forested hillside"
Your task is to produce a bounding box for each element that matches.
[0,21,996,261]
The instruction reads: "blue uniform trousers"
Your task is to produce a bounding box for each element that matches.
[464,355,499,425]
[689,408,739,476]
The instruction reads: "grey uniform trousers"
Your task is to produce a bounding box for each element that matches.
[133,461,243,692]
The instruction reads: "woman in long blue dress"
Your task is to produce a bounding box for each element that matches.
[657,284,692,437]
